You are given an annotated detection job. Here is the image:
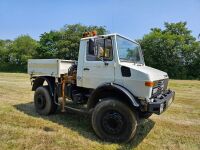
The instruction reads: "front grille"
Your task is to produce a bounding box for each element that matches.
[152,79,169,97]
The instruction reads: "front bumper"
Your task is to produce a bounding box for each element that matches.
[148,90,175,115]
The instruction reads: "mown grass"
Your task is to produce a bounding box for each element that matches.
[0,73,199,150]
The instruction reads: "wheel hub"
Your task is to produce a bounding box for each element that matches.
[102,111,124,135]
[36,94,46,109]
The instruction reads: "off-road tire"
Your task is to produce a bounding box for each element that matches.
[34,86,57,115]
[92,98,137,143]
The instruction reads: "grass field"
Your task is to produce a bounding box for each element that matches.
[0,73,199,150]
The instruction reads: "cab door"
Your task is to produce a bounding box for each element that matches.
[82,37,115,89]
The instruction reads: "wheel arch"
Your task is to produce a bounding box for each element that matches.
[31,76,55,97]
[87,83,140,110]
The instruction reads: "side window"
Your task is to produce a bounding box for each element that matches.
[86,38,113,61]
[104,38,113,61]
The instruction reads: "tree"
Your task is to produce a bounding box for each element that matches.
[0,40,12,63]
[9,35,39,66]
[139,22,200,79]
[36,31,60,59]
[36,24,107,60]
[0,35,38,72]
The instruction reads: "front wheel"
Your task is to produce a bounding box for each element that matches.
[92,98,138,143]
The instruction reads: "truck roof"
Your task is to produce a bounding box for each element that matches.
[81,33,139,45]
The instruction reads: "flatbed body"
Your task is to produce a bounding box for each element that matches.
[28,59,75,77]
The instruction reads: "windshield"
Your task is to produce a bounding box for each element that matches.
[117,36,144,64]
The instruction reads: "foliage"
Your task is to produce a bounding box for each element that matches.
[0,39,12,64]
[139,22,200,79]
[10,35,39,65]
[0,24,107,72]
[0,22,199,79]
[37,24,107,60]
[0,35,38,72]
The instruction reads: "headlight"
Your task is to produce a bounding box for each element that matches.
[152,79,166,97]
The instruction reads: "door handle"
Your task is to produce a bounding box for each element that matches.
[83,68,90,71]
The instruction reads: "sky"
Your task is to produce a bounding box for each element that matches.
[0,0,200,41]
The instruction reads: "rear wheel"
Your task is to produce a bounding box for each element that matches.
[34,86,57,115]
[92,98,137,142]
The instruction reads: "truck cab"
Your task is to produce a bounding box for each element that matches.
[77,33,172,107]
[28,33,175,143]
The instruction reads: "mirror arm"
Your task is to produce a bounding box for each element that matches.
[104,61,109,66]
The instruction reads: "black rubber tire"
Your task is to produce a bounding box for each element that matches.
[34,86,57,115]
[92,98,137,143]
[139,112,152,119]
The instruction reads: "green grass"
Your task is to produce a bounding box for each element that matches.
[0,73,199,150]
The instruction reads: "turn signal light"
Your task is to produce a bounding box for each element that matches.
[145,81,155,87]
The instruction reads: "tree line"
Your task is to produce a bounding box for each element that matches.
[0,22,199,79]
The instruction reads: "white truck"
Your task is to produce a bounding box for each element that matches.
[28,33,175,142]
